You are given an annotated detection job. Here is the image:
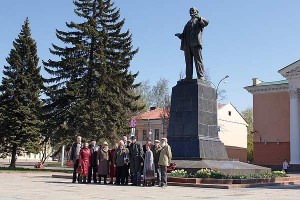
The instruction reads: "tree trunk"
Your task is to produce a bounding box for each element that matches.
[9,145,17,168]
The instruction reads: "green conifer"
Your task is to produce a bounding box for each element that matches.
[0,18,43,167]
[43,0,142,142]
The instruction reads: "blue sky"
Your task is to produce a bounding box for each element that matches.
[1,0,300,112]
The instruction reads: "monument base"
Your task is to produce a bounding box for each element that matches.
[169,136,228,160]
[168,79,228,160]
[173,160,271,175]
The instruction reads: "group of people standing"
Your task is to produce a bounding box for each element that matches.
[69,135,172,187]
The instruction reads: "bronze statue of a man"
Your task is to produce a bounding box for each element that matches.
[175,7,209,80]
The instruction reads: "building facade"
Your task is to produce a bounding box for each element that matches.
[245,60,300,168]
[218,103,248,162]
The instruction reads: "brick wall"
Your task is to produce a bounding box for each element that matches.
[253,142,290,166]
[225,146,247,163]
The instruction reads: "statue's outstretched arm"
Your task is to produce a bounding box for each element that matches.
[175,33,183,39]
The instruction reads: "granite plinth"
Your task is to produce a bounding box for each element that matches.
[173,160,271,175]
[168,79,228,160]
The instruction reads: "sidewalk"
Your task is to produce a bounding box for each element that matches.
[1,172,300,200]
[0,160,71,171]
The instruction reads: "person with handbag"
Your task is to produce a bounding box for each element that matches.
[143,144,155,187]
[78,142,91,183]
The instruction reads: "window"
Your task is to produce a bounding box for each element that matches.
[228,111,231,116]
[155,129,159,140]
[143,130,147,141]
[135,130,139,140]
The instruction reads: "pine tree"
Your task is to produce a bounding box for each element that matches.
[43,0,142,143]
[0,18,43,168]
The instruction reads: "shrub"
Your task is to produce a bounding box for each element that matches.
[194,168,211,178]
[229,174,250,179]
[210,169,227,179]
[271,171,287,178]
[170,169,189,178]
[170,169,288,179]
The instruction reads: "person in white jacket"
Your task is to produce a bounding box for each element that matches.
[282,159,289,173]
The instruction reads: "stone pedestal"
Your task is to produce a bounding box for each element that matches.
[168,79,228,160]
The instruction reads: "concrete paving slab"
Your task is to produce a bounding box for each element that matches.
[1,172,300,200]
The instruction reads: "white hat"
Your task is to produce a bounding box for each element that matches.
[103,141,108,145]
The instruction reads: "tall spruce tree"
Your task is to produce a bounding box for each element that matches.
[0,18,43,168]
[43,0,141,142]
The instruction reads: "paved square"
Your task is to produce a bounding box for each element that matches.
[1,172,300,200]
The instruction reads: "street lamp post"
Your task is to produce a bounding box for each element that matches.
[206,75,229,137]
[148,119,153,142]
[208,75,229,99]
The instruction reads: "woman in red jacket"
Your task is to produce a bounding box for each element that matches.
[78,142,91,183]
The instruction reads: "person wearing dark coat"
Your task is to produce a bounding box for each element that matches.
[108,143,118,184]
[151,140,162,185]
[114,140,129,185]
[129,136,144,186]
[97,141,110,184]
[88,139,99,183]
[70,136,82,183]
[124,139,132,185]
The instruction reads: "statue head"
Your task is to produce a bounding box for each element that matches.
[189,7,199,18]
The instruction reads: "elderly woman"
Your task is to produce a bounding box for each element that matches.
[113,140,129,185]
[143,144,155,186]
[97,141,110,184]
[78,142,91,183]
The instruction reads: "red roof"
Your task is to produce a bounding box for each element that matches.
[218,103,226,109]
[135,108,164,120]
[135,104,226,120]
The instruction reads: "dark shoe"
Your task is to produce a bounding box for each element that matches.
[104,182,107,185]
[108,182,113,184]
[72,181,76,183]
